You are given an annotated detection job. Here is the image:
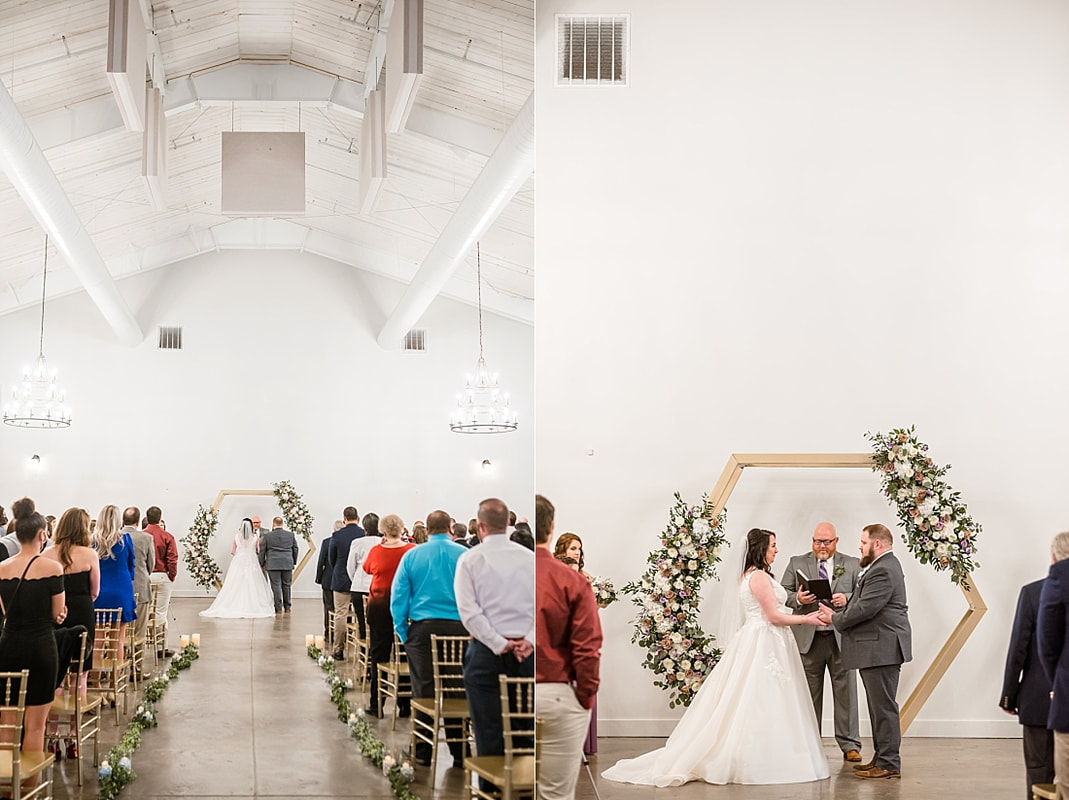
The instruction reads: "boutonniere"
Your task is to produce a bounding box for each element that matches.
[833,563,845,579]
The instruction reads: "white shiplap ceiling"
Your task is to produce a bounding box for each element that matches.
[0,0,533,339]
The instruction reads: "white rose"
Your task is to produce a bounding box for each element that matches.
[673,515,685,526]
[668,548,678,558]
[687,560,698,570]
[680,659,691,670]
[663,659,674,670]
[671,632,683,643]
[935,543,949,557]
[671,603,680,611]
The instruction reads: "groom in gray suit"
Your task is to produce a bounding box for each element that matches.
[782,522,863,762]
[259,516,299,613]
[821,523,912,780]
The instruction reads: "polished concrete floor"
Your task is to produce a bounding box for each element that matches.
[53,597,470,799]
[581,737,1024,800]
[48,598,1026,799]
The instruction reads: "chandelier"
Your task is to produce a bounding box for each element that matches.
[450,243,518,434]
[3,235,72,428]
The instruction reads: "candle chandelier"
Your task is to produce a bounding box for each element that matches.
[449,243,518,434]
[3,235,72,428]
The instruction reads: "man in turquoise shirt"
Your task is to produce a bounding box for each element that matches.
[391,509,469,767]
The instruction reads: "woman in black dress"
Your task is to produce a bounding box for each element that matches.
[0,510,67,755]
[43,508,99,691]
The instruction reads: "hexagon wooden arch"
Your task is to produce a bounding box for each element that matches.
[708,453,987,733]
[210,489,317,589]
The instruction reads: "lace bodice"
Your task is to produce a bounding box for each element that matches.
[741,570,788,623]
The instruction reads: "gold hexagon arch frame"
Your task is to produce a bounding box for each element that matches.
[708,452,987,733]
[210,489,317,589]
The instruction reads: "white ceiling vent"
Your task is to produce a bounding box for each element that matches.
[403,329,426,352]
[556,14,629,86]
[157,326,183,350]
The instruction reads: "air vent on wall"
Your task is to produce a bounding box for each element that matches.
[403,329,426,352]
[157,326,183,350]
[556,14,629,86]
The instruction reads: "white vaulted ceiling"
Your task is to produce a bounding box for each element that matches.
[0,0,534,338]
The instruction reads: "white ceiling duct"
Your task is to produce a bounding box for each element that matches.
[0,77,143,347]
[376,91,534,350]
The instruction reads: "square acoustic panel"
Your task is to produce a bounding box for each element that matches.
[221,132,306,216]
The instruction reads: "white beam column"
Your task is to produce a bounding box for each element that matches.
[376,92,534,349]
[0,77,144,347]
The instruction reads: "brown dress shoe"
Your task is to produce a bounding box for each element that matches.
[843,750,862,762]
[855,766,900,779]
[852,761,876,771]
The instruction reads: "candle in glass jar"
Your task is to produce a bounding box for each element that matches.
[305,635,315,646]
[180,635,190,648]
[315,635,325,649]
[191,634,201,647]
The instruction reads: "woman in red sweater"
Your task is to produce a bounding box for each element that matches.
[363,514,416,716]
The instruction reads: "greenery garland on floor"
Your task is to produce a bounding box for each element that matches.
[97,644,200,800]
[307,646,418,800]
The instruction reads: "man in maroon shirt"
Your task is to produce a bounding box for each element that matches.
[535,494,602,800]
[145,505,178,657]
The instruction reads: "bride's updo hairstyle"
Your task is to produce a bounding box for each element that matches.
[742,528,776,576]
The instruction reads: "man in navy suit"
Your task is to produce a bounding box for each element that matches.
[1037,532,1069,798]
[1002,564,1055,800]
[328,507,365,660]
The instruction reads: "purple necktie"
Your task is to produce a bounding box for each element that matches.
[818,560,828,580]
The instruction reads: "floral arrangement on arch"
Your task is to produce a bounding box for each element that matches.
[867,426,981,586]
[180,505,221,591]
[621,493,729,708]
[273,480,314,544]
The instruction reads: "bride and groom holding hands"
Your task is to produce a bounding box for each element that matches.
[603,522,912,787]
[200,517,298,618]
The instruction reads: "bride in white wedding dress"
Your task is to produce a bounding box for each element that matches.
[199,518,276,619]
[603,528,831,786]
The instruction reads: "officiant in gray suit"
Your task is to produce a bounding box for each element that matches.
[782,521,863,763]
[259,516,299,613]
[821,523,912,781]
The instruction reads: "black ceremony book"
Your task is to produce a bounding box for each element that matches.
[796,570,833,603]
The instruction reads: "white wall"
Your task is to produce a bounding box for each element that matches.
[0,250,533,598]
[535,0,1069,737]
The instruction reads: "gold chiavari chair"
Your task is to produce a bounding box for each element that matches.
[409,634,471,776]
[463,676,534,800]
[0,669,56,800]
[348,596,371,690]
[45,631,101,786]
[90,609,131,725]
[376,632,412,730]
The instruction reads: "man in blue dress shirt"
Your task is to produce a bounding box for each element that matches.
[392,509,469,766]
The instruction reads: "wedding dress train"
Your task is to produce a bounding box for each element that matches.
[199,532,276,619]
[602,570,830,786]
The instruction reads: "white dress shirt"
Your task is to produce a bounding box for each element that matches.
[345,535,380,593]
[453,533,535,654]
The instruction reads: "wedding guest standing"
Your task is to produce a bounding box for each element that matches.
[316,521,342,644]
[1002,534,1059,800]
[93,505,137,662]
[536,495,602,800]
[0,511,66,757]
[822,523,912,780]
[145,506,178,657]
[328,507,364,660]
[362,514,415,716]
[1037,532,1069,798]
[346,513,381,639]
[391,509,469,767]
[44,508,100,681]
[454,498,535,768]
[782,522,863,763]
[122,506,155,653]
